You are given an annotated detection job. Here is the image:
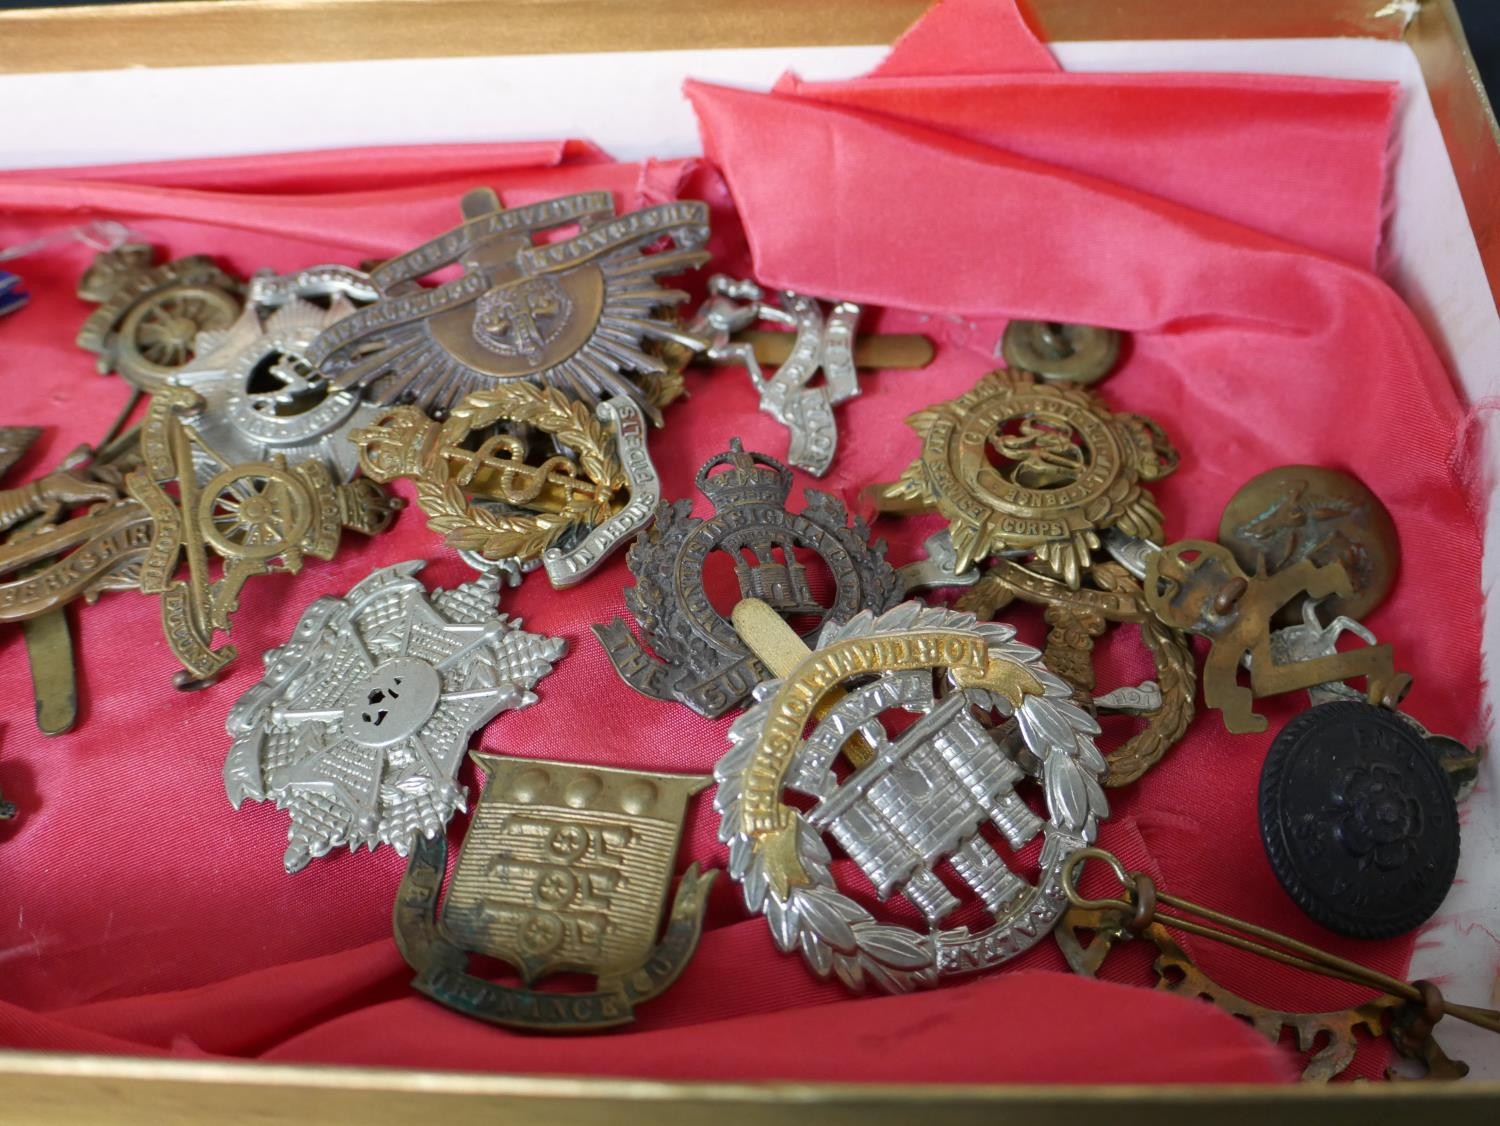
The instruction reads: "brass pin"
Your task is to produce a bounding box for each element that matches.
[731,597,879,767]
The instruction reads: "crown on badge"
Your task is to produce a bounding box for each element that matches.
[696,439,795,508]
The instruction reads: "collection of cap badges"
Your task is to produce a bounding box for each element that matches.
[2,191,1496,1076]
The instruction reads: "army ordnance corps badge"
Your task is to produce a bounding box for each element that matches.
[305,188,710,418]
[866,370,1177,586]
[395,754,713,1030]
[595,440,902,718]
[717,600,1108,991]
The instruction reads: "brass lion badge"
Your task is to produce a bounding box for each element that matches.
[305,188,709,418]
[395,754,714,1031]
[867,370,1177,586]
[352,382,658,586]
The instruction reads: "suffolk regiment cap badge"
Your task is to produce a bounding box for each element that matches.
[866,370,1177,586]
[305,188,710,418]
[395,754,713,1030]
[718,600,1108,992]
[595,440,902,718]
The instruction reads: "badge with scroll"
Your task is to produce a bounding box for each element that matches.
[395,754,714,1031]
[306,188,710,419]
[352,382,659,587]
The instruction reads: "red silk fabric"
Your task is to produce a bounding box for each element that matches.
[0,0,1477,1085]
[687,0,1483,1079]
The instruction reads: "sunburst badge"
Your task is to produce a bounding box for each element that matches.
[223,560,566,873]
[866,370,1177,587]
[304,188,710,419]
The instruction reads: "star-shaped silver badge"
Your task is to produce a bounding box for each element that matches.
[224,560,565,872]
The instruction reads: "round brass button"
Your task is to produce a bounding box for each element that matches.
[1218,465,1398,623]
[1001,320,1122,385]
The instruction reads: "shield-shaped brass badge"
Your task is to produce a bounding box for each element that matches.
[395,753,713,1030]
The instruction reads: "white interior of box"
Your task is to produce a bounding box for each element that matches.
[2,36,1497,1073]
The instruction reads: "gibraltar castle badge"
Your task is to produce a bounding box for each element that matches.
[866,370,1177,586]
[595,440,902,718]
[224,561,566,873]
[351,382,658,586]
[305,188,709,418]
[395,754,713,1030]
[717,600,1108,991]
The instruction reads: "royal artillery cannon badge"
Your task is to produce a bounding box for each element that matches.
[76,242,243,390]
[352,381,658,586]
[866,370,1177,586]
[595,440,902,718]
[223,560,566,873]
[717,600,1108,991]
[395,754,713,1030]
[305,188,709,418]
[126,387,402,686]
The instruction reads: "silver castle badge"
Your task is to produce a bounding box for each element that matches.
[716,601,1108,991]
[223,560,565,873]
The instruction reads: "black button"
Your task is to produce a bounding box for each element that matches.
[1258,700,1460,939]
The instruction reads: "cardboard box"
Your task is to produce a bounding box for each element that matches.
[0,1,1497,1120]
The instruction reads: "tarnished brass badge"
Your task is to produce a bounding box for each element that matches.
[866,370,1176,585]
[306,188,710,418]
[957,559,1194,787]
[1142,540,1410,734]
[1,419,148,734]
[1218,465,1399,624]
[126,387,402,685]
[352,382,657,586]
[0,436,150,626]
[395,754,713,1030]
[1058,850,1500,1081]
[1001,321,1121,386]
[595,440,902,718]
[76,243,243,390]
[1056,903,1469,1082]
